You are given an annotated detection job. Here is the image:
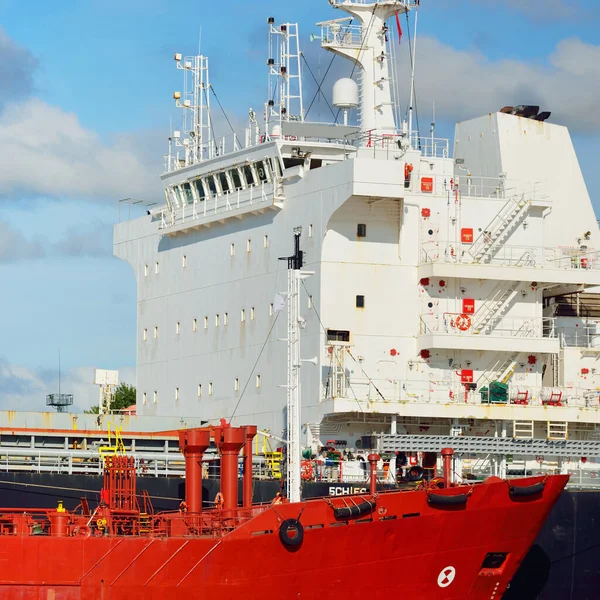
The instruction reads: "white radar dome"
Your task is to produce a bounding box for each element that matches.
[332,78,359,109]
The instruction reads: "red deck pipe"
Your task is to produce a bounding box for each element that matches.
[179,428,211,514]
[367,453,380,496]
[441,447,454,488]
[243,426,257,508]
[215,423,246,512]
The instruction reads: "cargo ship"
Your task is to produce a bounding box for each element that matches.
[0,417,569,599]
[2,0,600,597]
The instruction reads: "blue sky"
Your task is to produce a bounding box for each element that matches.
[0,0,598,411]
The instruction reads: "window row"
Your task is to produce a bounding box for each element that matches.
[167,157,281,208]
[141,222,323,279]
[141,375,262,404]
[142,298,317,341]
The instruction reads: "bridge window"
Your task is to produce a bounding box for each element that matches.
[218,172,230,194]
[357,224,366,238]
[193,179,206,201]
[206,175,218,197]
[255,160,268,183]
[242,164,255,186]
[356,295,365,309]
[182,182,194,204]
[230,168,243,190]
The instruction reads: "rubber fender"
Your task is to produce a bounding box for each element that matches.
[333,500,376,520]
[509,482,544,498]
[279,519,304,547]
[406,465,424,482]
[427,493,469,506]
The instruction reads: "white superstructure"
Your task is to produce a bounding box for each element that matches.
[114,0,600,476]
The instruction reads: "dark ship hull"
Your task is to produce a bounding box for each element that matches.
[0,472,596,599]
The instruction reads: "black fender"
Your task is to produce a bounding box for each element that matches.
[509,482,544,498]
[406,465,424,482]
[333,500,376,520]
[279,519,304,547]
[427,493,469,506]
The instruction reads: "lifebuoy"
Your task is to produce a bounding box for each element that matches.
[301,460,313,480]
[279,519,304,547]
[74,525,91,538]
[454,314,471,331]
[215,492,225,510]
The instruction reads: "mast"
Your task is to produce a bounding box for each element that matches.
[318,0,415,136]
[280,228,312,503]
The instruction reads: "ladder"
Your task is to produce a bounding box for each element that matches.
[548,422,568,441]
[469,194,531,263]
[477,353,520,388]
[472,281,521,334]
[513,420,534,439]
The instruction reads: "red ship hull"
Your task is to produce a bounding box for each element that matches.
[0,474,567,600]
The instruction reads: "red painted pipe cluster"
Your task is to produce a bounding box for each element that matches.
[179,423,257,513]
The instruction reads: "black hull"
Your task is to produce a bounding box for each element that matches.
[0,473,597,599]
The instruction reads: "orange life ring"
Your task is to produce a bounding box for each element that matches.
[74,525,91,538]
[215,492,225,510]
[454,314,471,331]
[301,460,313,480]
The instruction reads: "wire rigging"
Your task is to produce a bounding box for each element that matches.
[301,280,387,412]
[305,53,337,120]
[301,52,337,121]
[404,10,420,141]
[210,84,240,146]
[230,311,281,422]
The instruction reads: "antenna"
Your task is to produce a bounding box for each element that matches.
[46,348,73,413]
[278,228,314,503]
[266,18,304,133]
[408,7,419,144]
[169,53,212,169]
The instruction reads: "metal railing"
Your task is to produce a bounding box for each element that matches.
[419,313,555,339]
[559,327,600,348]
[454,176,547,201]
[159,181,278,230]
[420,242,600,270]
[410,133,450,158]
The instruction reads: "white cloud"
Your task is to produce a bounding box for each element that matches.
[0,220,45,263]
[0,99,162,202]
[395,36,600,134]
[0,359,136,413]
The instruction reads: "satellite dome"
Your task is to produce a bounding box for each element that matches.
[332,78,359,109]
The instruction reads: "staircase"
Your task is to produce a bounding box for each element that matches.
[477,353,520,388]
[469,194,531,263]
[472,281,522,334]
